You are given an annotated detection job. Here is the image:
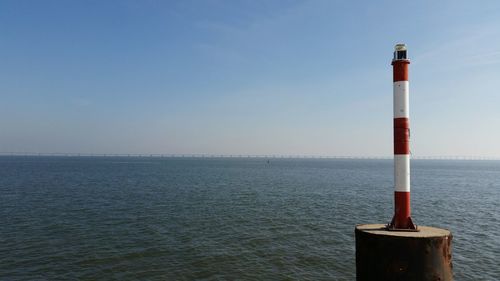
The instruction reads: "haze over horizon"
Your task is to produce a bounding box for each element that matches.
[2,0,500,157]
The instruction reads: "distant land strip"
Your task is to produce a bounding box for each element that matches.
[0,152,499,161]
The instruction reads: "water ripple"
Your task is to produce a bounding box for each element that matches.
[1,157,499,280]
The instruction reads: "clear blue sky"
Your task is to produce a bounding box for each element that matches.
[1,0,500,156]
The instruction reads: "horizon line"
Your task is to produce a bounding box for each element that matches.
[1,152,499,161]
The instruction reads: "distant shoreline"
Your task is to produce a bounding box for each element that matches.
[0,153,499,161]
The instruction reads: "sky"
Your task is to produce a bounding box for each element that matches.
[1,0,500,157]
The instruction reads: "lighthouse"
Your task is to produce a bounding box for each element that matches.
[388,43,416,230]
[354,44,453,280]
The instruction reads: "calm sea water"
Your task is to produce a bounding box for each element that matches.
[1,157,499,280]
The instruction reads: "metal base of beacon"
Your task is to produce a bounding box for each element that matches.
[355,224,453,281]
[387,215,418,231]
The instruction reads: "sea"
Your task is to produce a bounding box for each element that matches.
[1,157,499,280]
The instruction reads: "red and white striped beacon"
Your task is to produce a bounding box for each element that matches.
[388,43,417,230]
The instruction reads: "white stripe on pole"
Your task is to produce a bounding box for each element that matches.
[393,81,409,118]
[394,154,410,192]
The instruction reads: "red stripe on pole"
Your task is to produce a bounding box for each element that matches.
[393,191,412,229]
[394,118,410,154]
[392,60,410,82]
